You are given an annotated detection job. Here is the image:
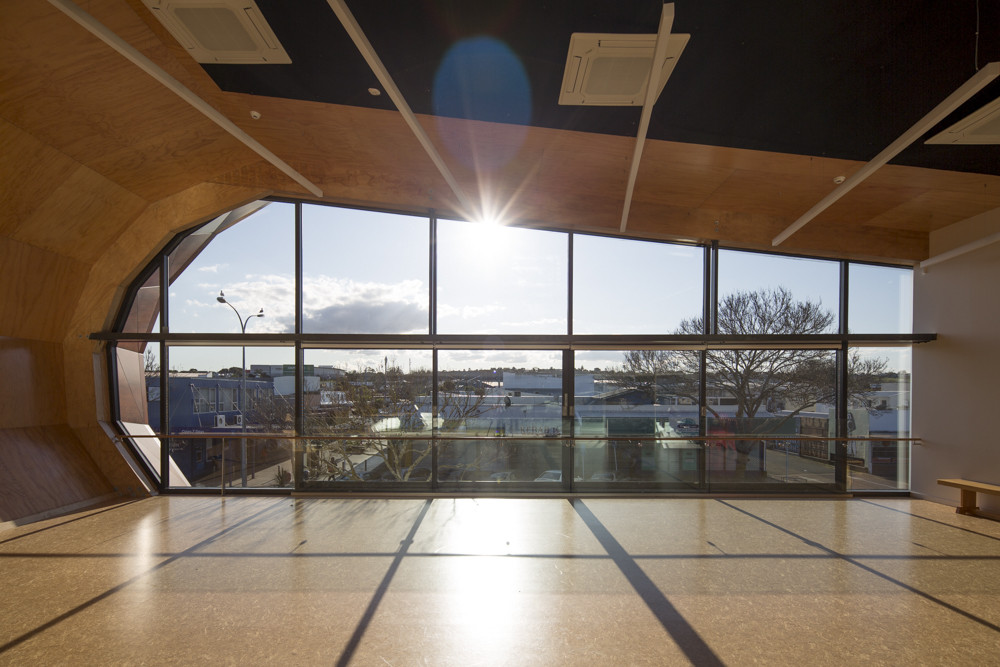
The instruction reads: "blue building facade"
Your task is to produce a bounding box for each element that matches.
[147,374,275,483]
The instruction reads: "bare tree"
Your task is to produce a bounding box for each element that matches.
[674,287,885,423]
[619,287,888,474]
[144,347,158,375]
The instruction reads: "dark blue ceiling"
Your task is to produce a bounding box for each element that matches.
[201,0,1000,175]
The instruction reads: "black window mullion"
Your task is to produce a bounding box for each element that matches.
[835,262,849,491]
[431,348,439,489]
[294,203,305,489]
[840,261,849,335]
[698,349,708,490]
[835,342,849,491]
[429,211,437,336]
[429,212,438,488]
[708,240,719,335]
[567,233,574,336]
[562,349,575,491]
[159,252,169,492]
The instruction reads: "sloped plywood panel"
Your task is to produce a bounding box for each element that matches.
[0,237,88,341]
[0,0,263,202]
[0,425,113,523]
[0,338,67,429]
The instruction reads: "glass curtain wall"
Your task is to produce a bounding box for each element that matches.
[109,200,922,494]
[436,350,566,486]
[573,350,702,488]
[300,349,433,486]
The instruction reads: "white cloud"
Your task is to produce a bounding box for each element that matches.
[301,276,428,334]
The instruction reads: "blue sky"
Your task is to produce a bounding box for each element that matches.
[160,202,912,374]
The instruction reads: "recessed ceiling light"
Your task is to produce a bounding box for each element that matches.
[368,87,381,96]
[833,175,846,184]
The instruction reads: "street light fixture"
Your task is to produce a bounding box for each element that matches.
[217,290,264,487]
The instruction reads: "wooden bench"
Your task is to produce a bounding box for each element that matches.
[937,479,1000,521]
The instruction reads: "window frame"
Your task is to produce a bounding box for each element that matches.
[99,198,932,495]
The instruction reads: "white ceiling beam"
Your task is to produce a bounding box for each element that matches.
[620,3,675,233]
[772,62,1000,247]
[919,227,1000,271]
[326,0,476,219]
[47,0,324,198]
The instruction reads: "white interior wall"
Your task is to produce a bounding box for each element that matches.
[912,208,1000,512]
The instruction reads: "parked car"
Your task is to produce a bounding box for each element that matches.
[588,471,625,482]
[675,418,700,436]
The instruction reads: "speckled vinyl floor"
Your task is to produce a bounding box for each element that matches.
[1,496,998,666]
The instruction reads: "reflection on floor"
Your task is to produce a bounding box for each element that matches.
[1,496,998,665]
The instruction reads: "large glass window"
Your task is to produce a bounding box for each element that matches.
[168,202,295,334]
[437,220,567,334]
[574,349,701,486]
[300,349,433,484]
[705,348,837,489]
[848,263,913,333]
[717,250,840,334]
[436,350,565,484]
[160,345,294,489]
[303,206,429,334]
[110,199,924,496]
[574,235,703,334]
[846,347,911,490]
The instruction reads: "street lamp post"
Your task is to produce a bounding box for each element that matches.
[217,290,263,488]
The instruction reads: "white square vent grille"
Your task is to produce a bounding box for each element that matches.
[142,0,291,64]
[559,32,689,106]
[926,95,1000,145]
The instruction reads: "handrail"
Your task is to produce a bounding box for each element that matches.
[116,432,920,443]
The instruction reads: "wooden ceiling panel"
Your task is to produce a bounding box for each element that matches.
[626,200,783,246]
[632,153,733,210]
[86,123,264,201]
[0,4,144,154]
[13,164,147,263]
[814,181,929,228]
[210,161,303,199]
[870,163,1000,197]
[6,0,992,264]
[786,222,927,262]
[700,168,835,220]
[864,190,1000,232]
[0,1,264,202]
[0,119,80,236]
[806,163,1000,233]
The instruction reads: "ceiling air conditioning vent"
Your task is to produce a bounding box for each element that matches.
[142,0,291,64]
[926,95,1000,145]
[559,32,689,106]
